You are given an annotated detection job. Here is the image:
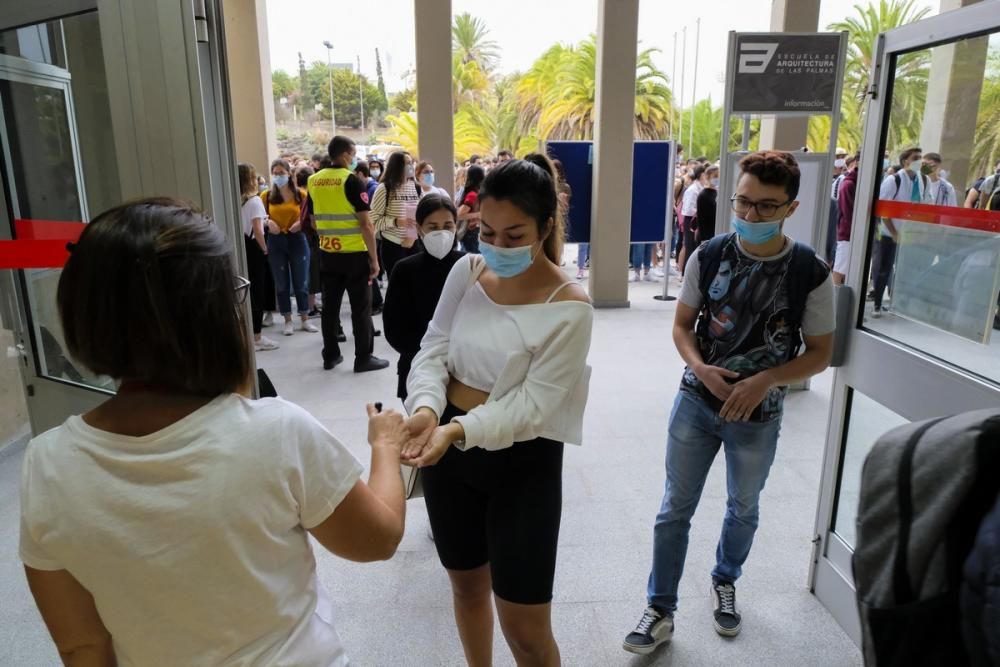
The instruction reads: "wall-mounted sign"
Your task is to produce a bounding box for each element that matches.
[731,33,841,114]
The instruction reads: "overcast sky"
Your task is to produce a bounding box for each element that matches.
[265,0,940,103]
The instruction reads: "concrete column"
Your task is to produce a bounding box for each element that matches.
[588,0,639,308]
[414,0,455,198]
[918,0,987,191]
[223,0,277,173]
[757,0,820,151]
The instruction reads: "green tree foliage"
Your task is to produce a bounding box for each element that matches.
[452,13,500,73]
[971,46,1000,179]
[375,48,388,112]
[303,63,381,128]
[271,70,297,101]
[826,0,931,153]
[390,88,417,113]
[297,52,312,109]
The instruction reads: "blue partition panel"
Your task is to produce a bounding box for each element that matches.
[545,141,594,243]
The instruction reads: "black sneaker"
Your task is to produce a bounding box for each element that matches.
[711,580,742,637]
[307,308,322,319]
[337,329,347,343]
[623,605,673,655]
[354,355,390,373]
[323,355,343,371]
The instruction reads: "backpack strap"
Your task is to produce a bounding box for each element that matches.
[894,416,949,604]
[893,173,901,199]
[694,234,732,341]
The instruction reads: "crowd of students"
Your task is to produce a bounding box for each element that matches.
[17,140,848,664]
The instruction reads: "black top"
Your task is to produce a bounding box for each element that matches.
[695,187,718,241]
[382,248,465,399]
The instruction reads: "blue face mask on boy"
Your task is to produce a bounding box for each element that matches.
[732,217,783,245]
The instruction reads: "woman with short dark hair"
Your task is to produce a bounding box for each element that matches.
[19,198,409,665]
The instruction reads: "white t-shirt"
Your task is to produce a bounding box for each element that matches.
[681,181,704,217]
[20,395,363,666]
[241,196,267,238]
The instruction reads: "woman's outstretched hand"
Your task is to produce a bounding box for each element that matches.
[401,408,437,463]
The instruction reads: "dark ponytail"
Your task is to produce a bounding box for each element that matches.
[480,152,565,264]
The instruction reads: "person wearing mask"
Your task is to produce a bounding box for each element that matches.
[238,163,279,351]
[262,159,319,337]
[383,194,464,400]
[624,152,833,655]
[923,152,957,207]
[873,147,930,318]
[356,159,385,315]
[368,158,384,183]
[306,135,388,373]
[415,161,451,199]
[19,198,409,666]
[695,165,719,243]
[457,165,485,254]
[402,155,593,667]
[295,165,324,319]
[372,151,421,281]
[833,155,861,285]
[678,165,707,275]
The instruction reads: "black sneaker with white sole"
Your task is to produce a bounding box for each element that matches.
[623,605,673,655]
[711,580,742,637]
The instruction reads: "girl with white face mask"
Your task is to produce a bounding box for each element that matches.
[415,160,450,200]
[402,154,594,667]
[382,194,464,400]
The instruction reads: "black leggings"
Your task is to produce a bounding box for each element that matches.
[421,403,564,605]
[244,236,267,335]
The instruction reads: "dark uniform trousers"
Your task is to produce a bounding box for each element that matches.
[319,250,373,363]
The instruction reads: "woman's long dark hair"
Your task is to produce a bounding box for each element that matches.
[381,151,411,198]
[267,158,304,206]
[464,165,485,195]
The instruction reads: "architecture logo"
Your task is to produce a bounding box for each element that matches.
[738,42,778,74]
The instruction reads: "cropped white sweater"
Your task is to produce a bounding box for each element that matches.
[405,255,593,450]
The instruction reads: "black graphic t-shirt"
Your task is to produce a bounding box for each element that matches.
[678,234,833,422]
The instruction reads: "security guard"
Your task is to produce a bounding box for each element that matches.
[306,136,389,372]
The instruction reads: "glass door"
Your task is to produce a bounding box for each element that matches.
[810,3,1000,645]
[0,1,245,435]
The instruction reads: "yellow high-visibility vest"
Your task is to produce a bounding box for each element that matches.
[307,167,367,253]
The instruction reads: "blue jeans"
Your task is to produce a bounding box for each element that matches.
[577,242,589,268]
[267,232,310,316]
[647,391,781,612]
[630,243,653,271]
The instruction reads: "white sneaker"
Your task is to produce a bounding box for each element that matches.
[255,336,279,351]
[652,268,665,278]
[300,320,319,333]
[643,271,656,282]
[282,321,294,336]
[629,272,641,283]
[262,312,274,327]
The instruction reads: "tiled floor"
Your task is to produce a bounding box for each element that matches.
[0,271,862,666]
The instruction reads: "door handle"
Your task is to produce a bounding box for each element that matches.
[830,285,853,368]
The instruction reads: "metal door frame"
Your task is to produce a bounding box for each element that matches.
[809,1,1000,646]
[0,0,249,435]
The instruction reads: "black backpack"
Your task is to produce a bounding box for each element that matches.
[696,233,829,357]
[853,409,1000,666]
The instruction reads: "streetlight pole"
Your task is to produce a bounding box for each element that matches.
[679,26,686,150]
[690,18,700,154]
[323,40,336,137]
[357,55,365,138]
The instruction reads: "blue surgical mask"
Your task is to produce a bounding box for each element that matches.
[479,239,538,278]
[348,158,358,172]
[407,165,415,178]
[732,217,783,245]
[272,174,289,188]
[422,173,435,186]
[883,158,890,170]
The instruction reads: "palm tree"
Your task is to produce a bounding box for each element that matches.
[452,13,500,74]
[971,47,1000,180]
[515,36,673,143]
[828,0,931,152]
[383,111,418,154]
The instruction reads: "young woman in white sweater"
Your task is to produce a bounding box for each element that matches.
[404,154,593,667]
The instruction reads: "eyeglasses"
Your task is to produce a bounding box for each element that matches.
[234,276,250,304]
[730,195,792,219]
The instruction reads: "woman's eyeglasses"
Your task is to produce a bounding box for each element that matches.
[234,276,251,305]
[730,195,792,219]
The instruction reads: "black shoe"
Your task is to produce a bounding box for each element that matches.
[354,355,390,373]
[623,605,673,655]
[711,580,742,637]
[371,305,383,315]
[337,330,347,343]
[307,308,322,319]
[323,355,344,371]
[374,328,382,337]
